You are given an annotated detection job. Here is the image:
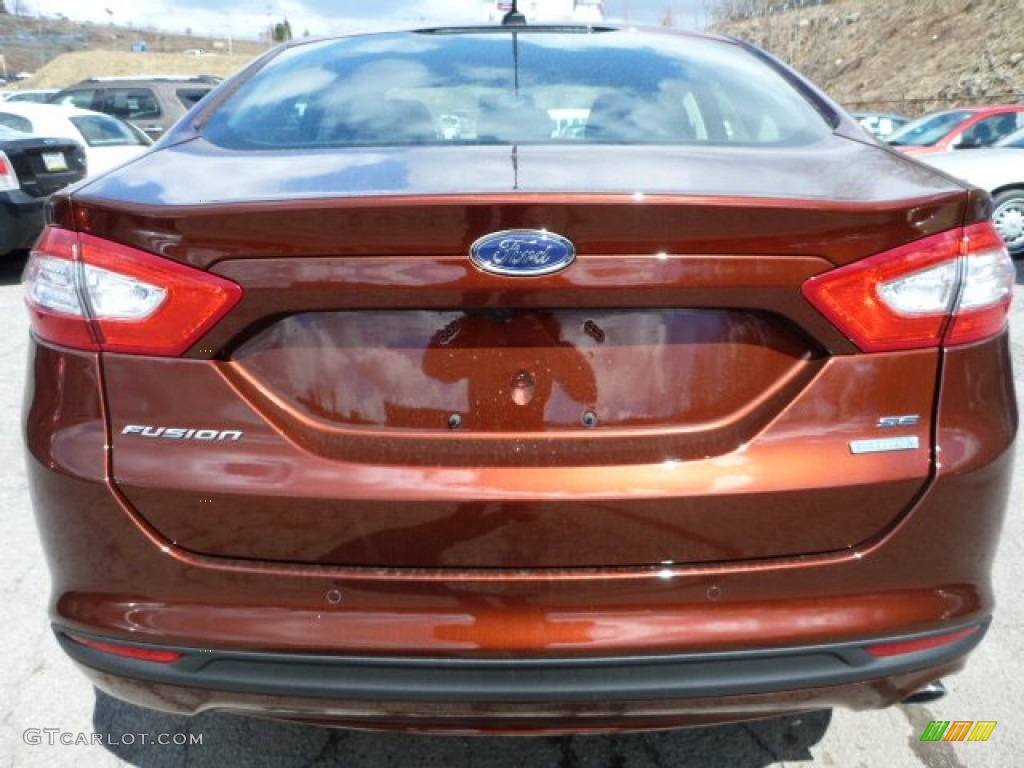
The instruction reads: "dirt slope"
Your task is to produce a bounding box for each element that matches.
[1,12,265,89]
[713,0,1023,116]
[21,50,256,89]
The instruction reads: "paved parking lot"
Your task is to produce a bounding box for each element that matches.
[2,254,1021,768]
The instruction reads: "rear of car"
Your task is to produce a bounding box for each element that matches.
[22,26,1017,732]
[0,127,86,256]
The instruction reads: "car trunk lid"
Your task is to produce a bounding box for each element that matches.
[83,140,962,569]
[1,133,86,195]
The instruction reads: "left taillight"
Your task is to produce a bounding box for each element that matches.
[23,226,242,356]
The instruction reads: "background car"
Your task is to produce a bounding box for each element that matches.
[918,126,1024,258]
[0,125,86,256]
[21,24,1018,734]
[0,102,151,176]
[0,89,59,103]
[852,111,910,140]
[48,75,221,139]
[886,104,1024,156]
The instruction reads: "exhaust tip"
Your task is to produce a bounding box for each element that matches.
[901,680,947,704]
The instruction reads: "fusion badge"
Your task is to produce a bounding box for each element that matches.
[122,425,243,441]
[470,229,576,277]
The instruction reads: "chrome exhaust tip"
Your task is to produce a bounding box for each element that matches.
[901,680,947,704]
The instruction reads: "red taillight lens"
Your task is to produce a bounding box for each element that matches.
[0,150,19,192]
[866,625,980,658]
[803,223,1014,352]
[945,223,1016,345]
[23,227,242,356]
[67,634,183,664]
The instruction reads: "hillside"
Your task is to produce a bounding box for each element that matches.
[20,51,256,89]
[0,11,264,88]
[713,0,1023,116]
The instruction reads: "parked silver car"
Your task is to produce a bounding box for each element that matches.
[919,128,1024,258]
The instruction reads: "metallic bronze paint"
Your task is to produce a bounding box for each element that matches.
[22,46,1016,729]
[26,337,1011,659]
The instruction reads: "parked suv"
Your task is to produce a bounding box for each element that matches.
[48,75,220,139]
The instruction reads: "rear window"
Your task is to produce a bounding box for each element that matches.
[0,112,32,133]
[177,88,213,108]
[887,110,973,147]
[70,114,150,147]
[106,88,162,120]
[202,30,831,149]
[0,124,28,139]
[54,89,99,110]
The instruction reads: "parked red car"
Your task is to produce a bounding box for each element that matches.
[22,23,1018,733]
[887,104,1024,156]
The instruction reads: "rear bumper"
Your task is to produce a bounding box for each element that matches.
[58,621,985,704]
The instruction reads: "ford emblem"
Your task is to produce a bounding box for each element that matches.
[469,229,576,277]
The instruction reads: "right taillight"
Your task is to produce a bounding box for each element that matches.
[0,150,19,192]
[803,222,1014,352]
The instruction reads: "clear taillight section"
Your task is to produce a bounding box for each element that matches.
[23,227,242,356]
[803,222,1014,352]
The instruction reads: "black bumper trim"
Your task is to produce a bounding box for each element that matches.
[55,620,988,704]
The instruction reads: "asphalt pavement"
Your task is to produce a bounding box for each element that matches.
[2,253,1021,768]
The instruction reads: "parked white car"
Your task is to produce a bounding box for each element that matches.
[0,102,151,177]
[0,89,59,103]
[919,128,1024,258]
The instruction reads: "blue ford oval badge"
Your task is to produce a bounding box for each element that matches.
[470,229,575,277]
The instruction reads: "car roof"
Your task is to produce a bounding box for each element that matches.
[3,88,58,95]
[62,75,221,85]
[852,111,908,119]
[955,105,1024,114]
[276,23,735,48]
[0,101,116,121]
[0,101,131,141]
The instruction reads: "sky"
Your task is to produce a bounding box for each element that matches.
[29,0,715,41]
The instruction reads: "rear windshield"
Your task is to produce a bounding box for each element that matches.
[70,114,150,147]
[0,112,32,133]
[202,29,831,149]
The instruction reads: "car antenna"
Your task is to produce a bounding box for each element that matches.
[501,1,526,96]
[502,1,527,26]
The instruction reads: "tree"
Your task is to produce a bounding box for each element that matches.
[272,19,293,43]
